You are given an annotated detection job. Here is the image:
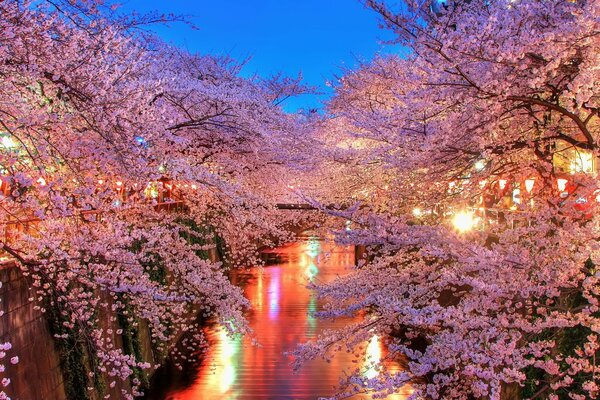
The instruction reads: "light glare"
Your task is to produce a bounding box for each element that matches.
[452,210,476,232]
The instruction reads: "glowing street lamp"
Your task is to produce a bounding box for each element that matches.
[452,210,477,232]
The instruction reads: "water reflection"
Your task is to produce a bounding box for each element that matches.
[364,335,382,380]
[146,237,411,399]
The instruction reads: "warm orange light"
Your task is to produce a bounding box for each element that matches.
[452,210,477,232]
[525,178,535,193]
[499,179,507,190]
[116,181,123,187]
[98,179,104,185]
[191,184,198,190]
[557,178,568,192]
[37,177,46,186]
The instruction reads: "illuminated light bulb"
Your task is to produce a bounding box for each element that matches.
[412,208,423,217]
[191,184,198,190]
[37,177,46,186]
[116,181,123,187]
[557,178,568,192]
[98,179,104,185]
[452,210,476,233]
[499,179,507,190]
[525,178,535,193]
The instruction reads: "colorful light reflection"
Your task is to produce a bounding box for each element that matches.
[363,335,382,379]
[202,327,241,396]
[268,268,280,319]
[154,240,412,400]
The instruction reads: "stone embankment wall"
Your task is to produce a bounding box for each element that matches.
[0,246,220,400]
[0,264,67,400]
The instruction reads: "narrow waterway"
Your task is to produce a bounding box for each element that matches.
[146,236,411,399]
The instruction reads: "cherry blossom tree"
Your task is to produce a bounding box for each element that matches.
[296,1,600,399]
[0,1,311,398]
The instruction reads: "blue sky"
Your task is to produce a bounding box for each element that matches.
[120,1,399,112]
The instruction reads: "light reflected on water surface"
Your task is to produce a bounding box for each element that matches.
[147,237,411,399]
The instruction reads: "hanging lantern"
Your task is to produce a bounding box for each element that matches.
[498,179,507,190]
[525,178,535,193]
[557,178,568,192]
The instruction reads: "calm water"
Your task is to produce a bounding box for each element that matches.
[146,237,411,399]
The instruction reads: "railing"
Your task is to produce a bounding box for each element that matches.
[0,200,186,264]
[275,203,317,210]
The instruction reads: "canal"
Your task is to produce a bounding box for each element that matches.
[145,236,411,399]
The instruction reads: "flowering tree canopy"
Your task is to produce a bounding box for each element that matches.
[0,1,313,398]
[295,0,600,399]
[2,0,600,399]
